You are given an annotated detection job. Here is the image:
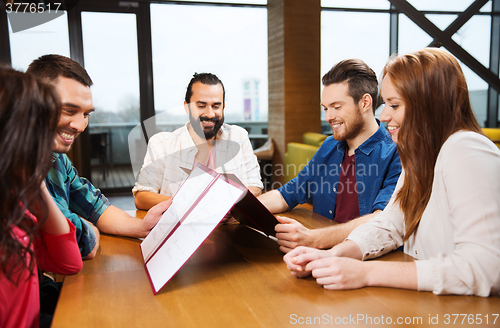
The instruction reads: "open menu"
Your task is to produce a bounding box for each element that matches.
[141,164,279,294]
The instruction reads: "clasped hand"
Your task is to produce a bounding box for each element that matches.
[283,246,369,290]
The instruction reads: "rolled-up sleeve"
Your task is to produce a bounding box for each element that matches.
[35,218,83,275]
[45,154,109,258]
[278,163,314,210]
[132,134,166,196]
[370,150,401,212]
[238,131,263,189]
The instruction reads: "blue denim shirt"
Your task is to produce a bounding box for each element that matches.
[45,153,110,258]
[278,122,401,220]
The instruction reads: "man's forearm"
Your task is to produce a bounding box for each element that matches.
[96,205,148,238]
[248,186,262,197]
[135,191,171,210]
[313,211,380,249]
[257,190,289,213]
[98,200,171,240]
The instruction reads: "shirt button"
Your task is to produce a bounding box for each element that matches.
[333,188,336,192]
[329,210,332,214]
[415,250,418,255]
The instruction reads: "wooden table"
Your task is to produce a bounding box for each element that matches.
[52,206,500,327]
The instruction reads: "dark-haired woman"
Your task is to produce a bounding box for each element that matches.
[0,68,82,327]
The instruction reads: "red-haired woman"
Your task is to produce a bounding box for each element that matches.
[284,48,500,297]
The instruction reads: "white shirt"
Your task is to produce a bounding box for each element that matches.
[132,123,263,197]
[347,131,500,297]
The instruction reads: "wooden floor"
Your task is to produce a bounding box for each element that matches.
[91,165,135,190]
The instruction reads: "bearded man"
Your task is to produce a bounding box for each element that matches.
[133,73,263,210]
[258,59,401,253]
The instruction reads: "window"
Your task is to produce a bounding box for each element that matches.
[321,10,389,118]
[8,12,69,71]
[81,11,141,186]
[174,0,266,4]
[81,12,140,125]
[150,3,268,126]
[406,0,485,12]
[398,12,491,126]
[322,0,389,10]
[322,11,389,77]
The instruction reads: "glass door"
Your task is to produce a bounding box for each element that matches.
[81,11,141,192]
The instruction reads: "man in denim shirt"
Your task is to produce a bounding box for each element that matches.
[259,59,401,253]
[27,55,170,259]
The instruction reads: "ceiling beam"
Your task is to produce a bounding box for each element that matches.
[389,0,500,94]
[430,0,489,45]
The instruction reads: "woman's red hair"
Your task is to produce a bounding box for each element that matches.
[382,48,482,240]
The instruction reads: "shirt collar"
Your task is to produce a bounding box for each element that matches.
[335,119,390,156]
[357,119,391,156]
[218,123,229,140]
[52,152,61,163]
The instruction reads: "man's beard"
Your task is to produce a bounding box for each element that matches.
[331,106,365,141]
[189,108,224,140]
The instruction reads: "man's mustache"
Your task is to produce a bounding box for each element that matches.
[199,116,220,123]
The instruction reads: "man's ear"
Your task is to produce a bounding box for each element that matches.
[184,101,189,115]
[360,94,373,114]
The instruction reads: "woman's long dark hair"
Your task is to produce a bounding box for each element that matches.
[0,67,61,282]
[382,48,482,241]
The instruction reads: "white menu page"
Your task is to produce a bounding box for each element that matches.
[140,168,214,262]
[141,165,246,294]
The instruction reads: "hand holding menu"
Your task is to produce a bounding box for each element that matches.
[141,164,278,294]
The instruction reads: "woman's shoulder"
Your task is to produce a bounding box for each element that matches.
[444,130,497,151]
[439,130,500,165]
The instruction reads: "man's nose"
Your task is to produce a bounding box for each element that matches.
[69,114,87,132]
[205,106,216,118]
[324,108,335,122]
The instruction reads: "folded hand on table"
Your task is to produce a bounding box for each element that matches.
[284,246,368,290]
[283,246,329,278]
